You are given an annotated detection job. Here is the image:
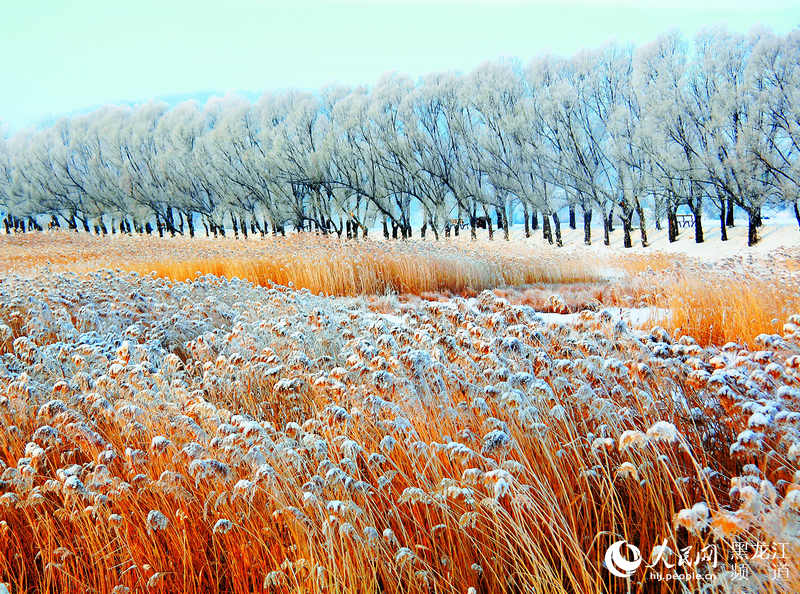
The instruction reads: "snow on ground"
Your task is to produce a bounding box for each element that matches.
[486,221,799,262]
[535,307,670,327]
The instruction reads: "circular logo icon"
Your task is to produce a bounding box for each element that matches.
[605,540,642,578]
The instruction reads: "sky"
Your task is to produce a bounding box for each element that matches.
[2,0,799,132]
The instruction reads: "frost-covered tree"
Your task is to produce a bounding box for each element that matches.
[747,30,800,232]
[0,126,13,231]
[152,100,209,236]
[690,28,774,245]
[117,101,183,236]
[465,61,530,241]
[634,32,690,242]
[1,26,796,246]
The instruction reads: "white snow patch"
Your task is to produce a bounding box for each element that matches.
[538,307,669,327]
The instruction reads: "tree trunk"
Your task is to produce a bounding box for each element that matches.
[692,199,704,243]
[667,207,678,243]
[568,205,576,230]
[186,213,195,237]
[542,213,553,245]
[383,218,390,239]
[602,212,610,246]
[747,208,759,246]
[726,198,735,227]
[552,212,562,247]
[583,208,592,245]
[794,201,800,230]
[241,218,248,238]
[531,210,539,231]
[635,199,648,247]
[156,214,164,238]
[607,205,614,233]
[719,204,728,242]
[522,203,530,237]
[166,208,176,237]
[621,208,633,249]
[496,204,509,240]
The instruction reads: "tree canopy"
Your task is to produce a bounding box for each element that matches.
[1,27,798,246]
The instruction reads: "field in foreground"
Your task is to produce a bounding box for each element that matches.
[0,234,799,593]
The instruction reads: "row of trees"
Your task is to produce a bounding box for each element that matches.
[1,27,799,246]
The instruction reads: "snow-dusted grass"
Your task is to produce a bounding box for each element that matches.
[0,232,606,295]
[0,266,799,593]
[1,231,797,348]
[624,250,800,347]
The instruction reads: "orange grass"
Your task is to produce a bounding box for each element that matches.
[0,237,799,593]
[0,232,605,295]
[2,232,798,347]
[1,271,799,593]
[660,274,799,346]
[623,249,800,346]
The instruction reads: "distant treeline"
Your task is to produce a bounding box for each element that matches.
[1,27,799,246]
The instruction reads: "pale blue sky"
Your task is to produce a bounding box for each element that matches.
[2,0,798,131]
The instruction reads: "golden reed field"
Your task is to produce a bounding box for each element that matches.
[0,231,799,593]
